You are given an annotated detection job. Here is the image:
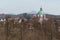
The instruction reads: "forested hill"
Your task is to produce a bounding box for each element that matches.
[0,13,60,19]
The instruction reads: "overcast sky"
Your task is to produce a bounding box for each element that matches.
[0,0,60,15]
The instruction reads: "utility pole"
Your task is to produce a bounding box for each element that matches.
[54,20,57,39]
[20,21,24,40]
[5,16,11,40]
[5,17,8,40]
[51,29,52,40]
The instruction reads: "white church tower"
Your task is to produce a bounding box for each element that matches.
[38,7,48,24]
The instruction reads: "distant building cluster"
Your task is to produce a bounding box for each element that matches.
[0,8,60,40]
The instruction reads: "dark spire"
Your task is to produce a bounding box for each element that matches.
[40,7,43,11]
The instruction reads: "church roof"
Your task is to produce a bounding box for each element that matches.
[38,7,45,15]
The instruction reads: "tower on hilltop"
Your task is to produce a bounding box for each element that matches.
[38,7,44,17]
[38,7,48,24]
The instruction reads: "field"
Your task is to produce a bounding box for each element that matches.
[0,16,60,40]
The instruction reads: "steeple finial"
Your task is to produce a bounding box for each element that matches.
[40,7,43,11]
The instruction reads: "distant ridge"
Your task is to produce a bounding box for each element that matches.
[0,13,60,19]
